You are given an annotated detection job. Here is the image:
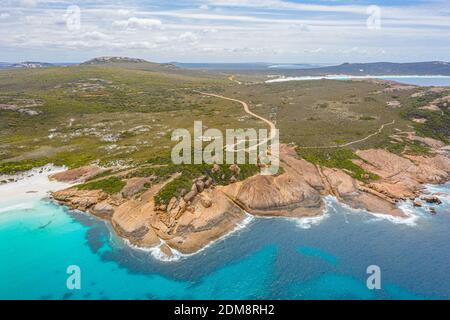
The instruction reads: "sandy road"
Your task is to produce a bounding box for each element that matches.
[195,91,277,152]
[195,91,276,134]
[298,120,396,149]
[195,91,394,150]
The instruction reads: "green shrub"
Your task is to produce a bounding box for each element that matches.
[0,159,50,175]
[76,177,126,194]
[298,148,379,182]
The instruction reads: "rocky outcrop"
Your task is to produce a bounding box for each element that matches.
[222,170,323,218]
[50,143,449,256]
[91,201,115,219]
[52,189,108,211]
[159,188,247,253]
[120,176,155,198]
[320,167,405,217]
[51,172,247,255]
[49,165,104,183]
[355,149,450,199]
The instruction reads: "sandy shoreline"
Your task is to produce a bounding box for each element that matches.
[0,165,72,207]
[1,158,449,262]
[265,74,450,83]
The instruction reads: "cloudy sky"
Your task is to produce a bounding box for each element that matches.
[1,0,449,63]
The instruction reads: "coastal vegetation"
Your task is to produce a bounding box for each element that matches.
[128,162,260,204]
[400,91,450,143]
[76,176,126,194]
[298,148,379,182]
[1,59,449,211]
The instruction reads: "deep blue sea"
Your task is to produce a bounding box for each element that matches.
[1,169,449,300]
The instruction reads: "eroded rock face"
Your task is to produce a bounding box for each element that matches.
[120,177,154,198]
[222,171,323,217]
[91,201,115,219]
[161,188,247,254]
[357,149,450,181]
[319,167,405,217]
[52,189,108,211]
[282,146,325,192]
[356,149,450,198]
[356,149,415,178]
[220,145,328,218]
[49,166,104,183]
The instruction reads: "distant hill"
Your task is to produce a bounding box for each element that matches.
[81,56,149,65]
[80,56,180,72]
[280,61,450,76]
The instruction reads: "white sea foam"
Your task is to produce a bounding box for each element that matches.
[424,183,450,206]
[294,198,333,229]
[125,213,255,262]
[0,203,35,214]
[369,202,420,226]
[323,195,421,226]
[125,239,185,262]
[295,214,328,229]
[256,199,330,229]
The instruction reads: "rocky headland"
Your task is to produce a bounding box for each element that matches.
[50,142,450,259]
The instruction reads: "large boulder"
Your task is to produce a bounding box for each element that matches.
[49,166,104,183]
[52,188,108,211]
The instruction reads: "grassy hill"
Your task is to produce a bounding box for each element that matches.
[0,61,263,173]
[1,58,448,182]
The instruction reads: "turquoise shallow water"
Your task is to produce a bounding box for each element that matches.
[0,182,449,300]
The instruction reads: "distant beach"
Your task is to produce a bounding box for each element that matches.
[266,75,450,86]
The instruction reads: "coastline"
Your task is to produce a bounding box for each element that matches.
[0,165,71,207]
[48,147,450,259]
[2,151,449,262]
[125,213,255,262]
[0,157,448,262]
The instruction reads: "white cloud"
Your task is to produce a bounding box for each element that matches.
[127,41,157,49]
[113,17,162,29]
[82,31,111,41]
[204,0,367,14]
[304,48,325,54]
[179,31,198,41]
[116,9,132,17]
[20,0,38,8]
[0,1,449,62]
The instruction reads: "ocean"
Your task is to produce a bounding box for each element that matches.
[0,169,449,300]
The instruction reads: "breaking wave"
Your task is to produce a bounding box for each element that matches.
[125,213,255,262]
